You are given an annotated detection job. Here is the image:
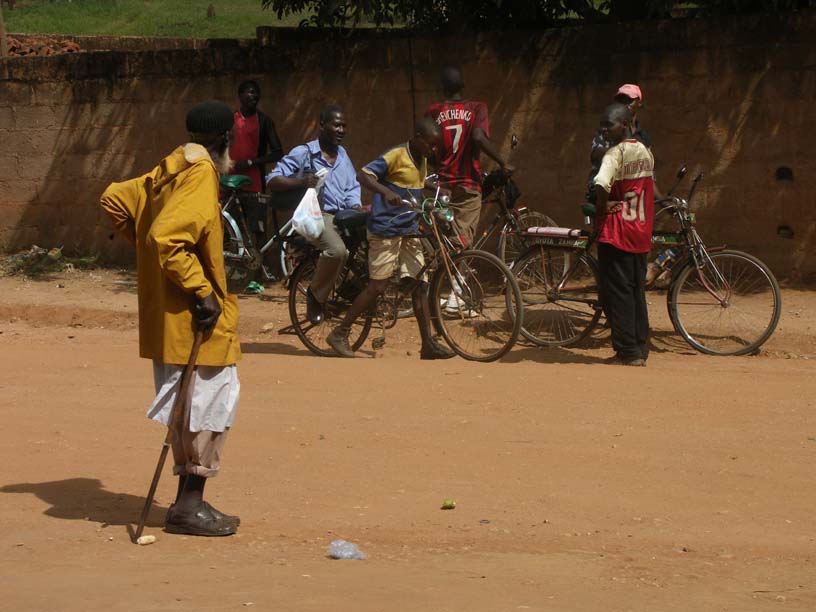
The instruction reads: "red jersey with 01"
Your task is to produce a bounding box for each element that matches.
[593,140,655,253]
[425,100,489,192]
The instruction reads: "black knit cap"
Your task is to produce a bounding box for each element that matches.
[186,100,234,134]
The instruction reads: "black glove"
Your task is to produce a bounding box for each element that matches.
[195,292,221,332]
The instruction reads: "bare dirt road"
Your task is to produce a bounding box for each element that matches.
[1,269,815,611]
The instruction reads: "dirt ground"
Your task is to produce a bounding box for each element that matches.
[1,267,815,612]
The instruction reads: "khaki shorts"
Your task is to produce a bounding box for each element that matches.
[449,188,482,247]
[367,231,425,281]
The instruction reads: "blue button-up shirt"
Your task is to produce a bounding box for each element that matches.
[266,139,361,214]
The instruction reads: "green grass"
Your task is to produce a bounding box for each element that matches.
[4,0,307,38]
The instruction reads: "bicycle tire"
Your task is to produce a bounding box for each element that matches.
[278,222,300,280]
[288,257,373,357]
[668,249,781,356]
[512,245,602,347]
[222,216,251,291]
[497,210,558,268]
[431,250,522,362]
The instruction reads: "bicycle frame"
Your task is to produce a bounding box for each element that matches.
[221,187,304,280]
[385,188,488,321]
[470,170,531,252]
[653,178,732,307]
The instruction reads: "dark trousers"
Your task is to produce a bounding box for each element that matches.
[597,242,650,361]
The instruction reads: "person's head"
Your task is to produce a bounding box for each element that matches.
[410,117,442,158]
[599,103,634,145]
[186,100,234,174]
[318,104,346,147]
[238,80,261,112]
[613,83,643,114]
[440,66,464,98]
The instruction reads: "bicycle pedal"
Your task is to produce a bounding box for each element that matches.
[372,337,386,350]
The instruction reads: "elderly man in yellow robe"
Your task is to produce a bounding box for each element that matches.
[100,101,241,537]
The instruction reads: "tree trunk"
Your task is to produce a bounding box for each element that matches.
[0,6,8,59]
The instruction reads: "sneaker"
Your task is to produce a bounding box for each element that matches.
[244,280,264,295]
[326,326,354,358]
[444,304,479,319]
[445,292,463,310]
[397,305,415,319]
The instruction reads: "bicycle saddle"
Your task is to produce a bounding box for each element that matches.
[334,209,370,230]
[523,226,587,238]
[220,175,252,190]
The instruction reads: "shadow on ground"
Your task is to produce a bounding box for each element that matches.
[0,477,166,529]
[241,341,313,357]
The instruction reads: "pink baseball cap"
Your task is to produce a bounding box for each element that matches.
[615,83,642,102]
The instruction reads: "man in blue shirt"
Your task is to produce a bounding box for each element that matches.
[326,118,454,360]
[266,105,361,324]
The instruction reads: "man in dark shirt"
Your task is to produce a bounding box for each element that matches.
[230,80,284,192]
[229,80,284,287]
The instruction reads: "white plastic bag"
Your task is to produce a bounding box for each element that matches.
[291,187,324,241]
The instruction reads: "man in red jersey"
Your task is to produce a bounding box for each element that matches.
[425,66,512,248]
[593,103,655,366]
[229,80,284,287]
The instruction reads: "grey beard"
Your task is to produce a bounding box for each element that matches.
[213,150,233,175]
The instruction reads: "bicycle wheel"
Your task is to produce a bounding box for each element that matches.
[278,222,302,280]
[288,257,373,357]
[668,249,781,356]
[222,218,251,292]
[431,250,522,362]
[513,246,602,347]
[497,210,558,268]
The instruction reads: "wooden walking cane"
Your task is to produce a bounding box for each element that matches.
[134,329,204,542]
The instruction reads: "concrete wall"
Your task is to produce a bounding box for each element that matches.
[0,11,814,279]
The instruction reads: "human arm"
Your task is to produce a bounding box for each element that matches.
[593,146,623,215]
[358,168,402,206]
[341,153,362,209]
[593,185,622,215]
[471,104,514,173]
[265,145,318,191]
[473,127,512,173]
[146,163,217,301]
[100,177,143,246]
[236,112,284,171]
[194,291,221,331]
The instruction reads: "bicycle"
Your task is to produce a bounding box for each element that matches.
[511,166,782,356]
[472,168,557,267]
[287,187,524,362]
[220,175,307,291]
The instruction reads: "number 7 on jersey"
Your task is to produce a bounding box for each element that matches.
[445,124,463,156]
